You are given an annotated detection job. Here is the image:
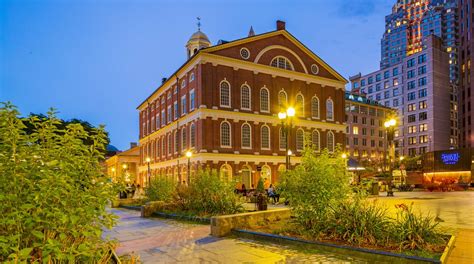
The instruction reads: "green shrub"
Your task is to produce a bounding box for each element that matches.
[393,203,445,251]
[145,177,175,202]
[279,148,350,235]
[256,177,265,194]
[0,103,117,262]
[186,169,244,215]
[328,195,391,246]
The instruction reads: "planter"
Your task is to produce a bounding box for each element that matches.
[256,194,267,211]
[111,199,121,208]
[233,229,449,264]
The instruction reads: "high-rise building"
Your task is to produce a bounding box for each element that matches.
[351,35,452,157]
[137,21,347,187]
[458,0,474,147]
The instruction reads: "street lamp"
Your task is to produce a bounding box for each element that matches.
[287,149,293,167]
[341,153,348,159]
[383,118,397,197]
[185,151,192,184]
[146,157,151,187]
[279,107,296,170]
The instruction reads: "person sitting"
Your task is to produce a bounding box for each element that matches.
[241,183,247,197]
[267,184,280,204]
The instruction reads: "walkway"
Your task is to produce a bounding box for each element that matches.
[446,229,474,264]
[104,208,375,263]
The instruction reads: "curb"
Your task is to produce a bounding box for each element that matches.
[119,205,142,211]
[440,235,456,264]
[233,229,443,263]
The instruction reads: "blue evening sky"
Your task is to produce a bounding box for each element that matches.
[1,0,393,150]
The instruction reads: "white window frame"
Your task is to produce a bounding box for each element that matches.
[260,87,270,113]
[241,123,252,149]
[190,123,196,148]
[296,93,304,117]
[181,95,187,116]
[219,80,231,108]
[278,90,288,107]
[189,89,195,111]
[261,125,271,150]
[311,96,320,119]
[220,121,232,148]
[312,130,320,152]
[270,56,294,71]
[279,127,287,151]
[327,131,335,153]
[240,84,251,111]
[296,128,304,152]
[326,98,334,121]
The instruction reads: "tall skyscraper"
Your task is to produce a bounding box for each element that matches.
[458,0,474,147]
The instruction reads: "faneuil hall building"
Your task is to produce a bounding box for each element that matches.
[136,21,347,188]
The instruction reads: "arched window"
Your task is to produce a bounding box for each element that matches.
[167,134,172,155]
[190,123,196,148]
[220,164,233,181]
[270,56,294,71]
[279,127,287,150]
[261,165,271,183]
[327,131,335,153]
[241,123,252,148]
[261,125,270,149]
[326,98,334,121]
[241,84,251,110]
[296,93,304,117]
[260,88,270,112]
[181,127,187,150]
[220,81,231,107]
[278,90,287,107]
[220,121,231,147]
[311,96,320,119]
[296,128,304,151]
[312,130,320,152]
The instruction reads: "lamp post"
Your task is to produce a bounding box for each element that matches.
[185,151,192,184]
[145,157,151,186]
[287,149,293,167]
[384,118,397,197]
[278,107,296,170]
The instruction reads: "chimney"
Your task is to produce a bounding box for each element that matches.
[276,20,286,30]
[130,142,137,148]
[161,77,167,84]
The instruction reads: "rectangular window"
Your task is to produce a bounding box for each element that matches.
[161,110,165,126]
[407,69,415,79]
[368,76,373,84]
[407,92,416,101]
[393,98,399,106]
[384,91,390,99]
[419,123,428,131]
[393,78,399,86]
[361,79,366,86]
[419,135,428,143]
[362,117,367,124]
[353,126,359,135]
[418,53,427,64]
[418,77,427,86]
[376,93,381,100]
[384,70,390,79]
[418,65,427,75]
[353,138,359,145]
[408,103,416,112]
[376,83,381,91]
[408,114,416,123]
[368,86,373,93]
[408,136,417,145]
[393,67,399,76]
[393,88,399,96]
[353,116,358,123]
[408,125,417,133]
[418,88,427,98]
[419,112,428,121]
[384,81,389,89]
[167,91,172,100]
[376,74,381,81]
[190,90,195,111]
[407,58,415,67]
[408,80,416,90]
[419,100,427,109]
[362,127,367,135]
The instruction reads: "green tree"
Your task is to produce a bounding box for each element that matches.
[0,102,117,262]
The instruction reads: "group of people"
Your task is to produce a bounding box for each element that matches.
[238,178,280,204]
[120,183,145,199]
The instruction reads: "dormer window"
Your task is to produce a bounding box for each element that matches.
[270,56,293,71]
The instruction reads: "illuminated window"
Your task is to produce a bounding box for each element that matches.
[278,90,287,107]
[353,126,359,135]
[270,56,293,70]
[181,127,187,150]
[190,123,196,148]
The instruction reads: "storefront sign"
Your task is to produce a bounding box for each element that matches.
[440,152,460,165]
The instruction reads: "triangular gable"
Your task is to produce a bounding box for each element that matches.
[202,30,347,84]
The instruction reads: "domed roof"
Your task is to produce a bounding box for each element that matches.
[188,30,210,44]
